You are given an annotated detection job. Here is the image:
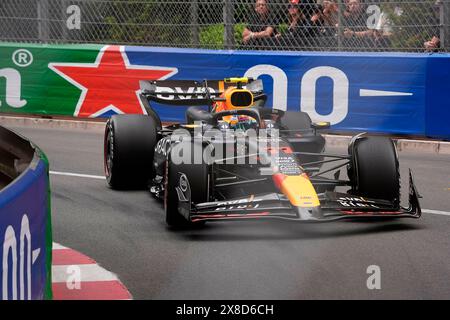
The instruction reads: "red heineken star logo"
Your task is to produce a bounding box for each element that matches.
[49,45,178,117]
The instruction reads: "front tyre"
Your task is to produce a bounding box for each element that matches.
[349,136,400,207]
[278,111,326,166]
[165,141,209,228]
[104,114,158,189]
[278,111,313,131]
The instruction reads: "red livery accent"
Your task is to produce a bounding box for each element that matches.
[341,210,404,215]
[192,212,271,221]
[272,173,287,189]
[265,146,293,155]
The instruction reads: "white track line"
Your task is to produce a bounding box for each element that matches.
[422,209,450,217]
[49,170,450,217]
[50,171,105,180]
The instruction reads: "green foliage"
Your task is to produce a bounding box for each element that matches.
[200,23,246,49]
[102,0,191,46]
[277,24,289,35]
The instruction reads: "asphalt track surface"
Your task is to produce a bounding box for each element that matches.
[4,123,450,299]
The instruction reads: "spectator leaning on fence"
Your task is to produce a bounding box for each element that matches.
[342,0,392,50]
[424,36,440,52]
[423,4,442,52]
[371,10,392,49]
[242,0,278,48]
[311,0,339,30]
[276,0,320,49]
[342,0,371,47]
[310,0,339,47]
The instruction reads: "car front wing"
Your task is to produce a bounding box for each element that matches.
[188,170,421,223]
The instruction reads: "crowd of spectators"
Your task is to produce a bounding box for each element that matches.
[241,0,441,52]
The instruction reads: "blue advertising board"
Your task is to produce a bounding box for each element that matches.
[1,43,447,139]
[125,48,441,137]
[0,159,49,300]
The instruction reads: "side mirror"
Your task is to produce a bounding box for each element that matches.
[311,122,331,130]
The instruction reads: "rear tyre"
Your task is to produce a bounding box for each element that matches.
[278,111,325,166]
[278,111,312,131]
[104,114,158,189]
[349,136,400,207]
[165,141,209,228]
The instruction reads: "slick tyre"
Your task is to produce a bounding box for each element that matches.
[278,111,312,131]
[349,136,400,207]
[104,114,158,189]
[165,141,209,228]
[279,111,325,166]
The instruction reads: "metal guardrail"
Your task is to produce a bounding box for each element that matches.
[0,0,448,52]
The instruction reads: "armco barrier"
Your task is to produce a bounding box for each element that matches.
[0,126,52,300]
[0,42,449,140]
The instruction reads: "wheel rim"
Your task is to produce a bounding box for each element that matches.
[104,127,113,182]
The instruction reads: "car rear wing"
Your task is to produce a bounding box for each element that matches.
[139,78,266,106]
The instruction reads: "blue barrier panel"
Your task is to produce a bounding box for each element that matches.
[1,43,447,139]
[425,55,450,140]
[0,155,49,300]
[126,47,437,137]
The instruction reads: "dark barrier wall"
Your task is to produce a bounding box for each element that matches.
[0,42,448,139]
[0,126,52,300]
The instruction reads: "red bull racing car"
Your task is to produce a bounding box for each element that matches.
[103,77,421,227]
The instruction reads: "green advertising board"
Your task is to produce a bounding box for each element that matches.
[0,42,180,118]
[0,42,102,117]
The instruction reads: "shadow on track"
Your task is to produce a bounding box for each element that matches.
[168,220,423,242]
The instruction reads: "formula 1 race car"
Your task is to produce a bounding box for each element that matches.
[103,77,421,227]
